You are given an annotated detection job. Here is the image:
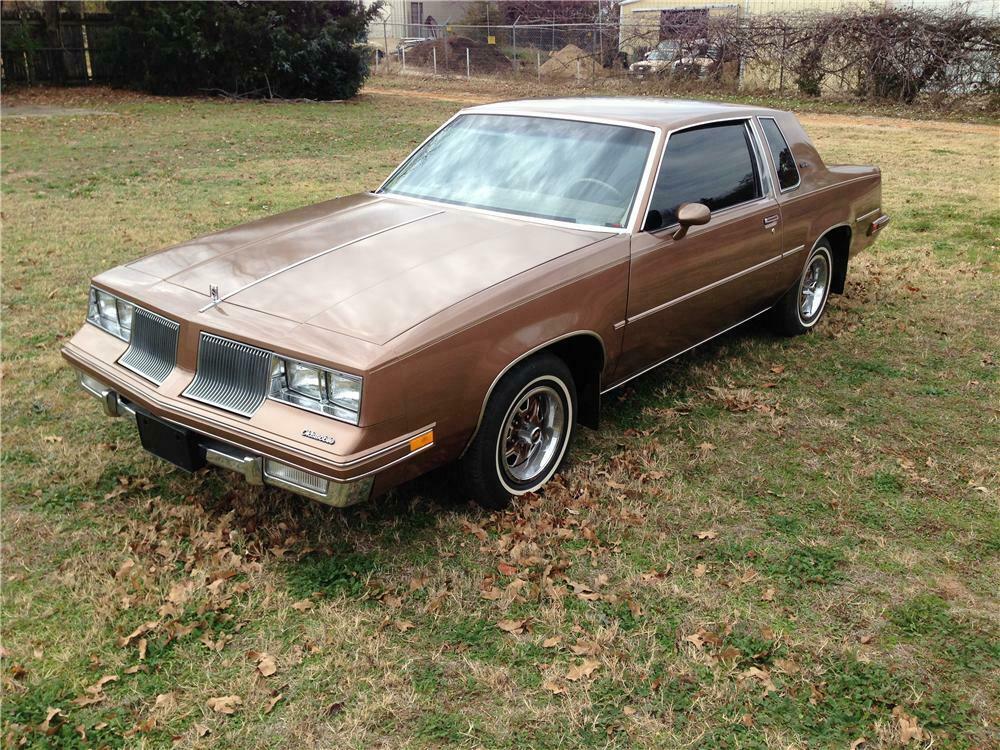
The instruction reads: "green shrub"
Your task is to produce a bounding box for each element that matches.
[105,1,380,99]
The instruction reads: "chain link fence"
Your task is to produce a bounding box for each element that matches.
[369,1,1000,106]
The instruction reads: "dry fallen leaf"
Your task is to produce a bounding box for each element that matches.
[893,706,926,744]
[761,587,776,602]
[741,666,777,693]
[291,599,314,612]
[115,559,136,579]
[717,646,741,663]
[85,675,118,695]
[206,695,242,715]
[118,621,157,648]
[542,636,562,648]
[849,738,867,750]
[39,707,63,735]
[194,723,210,738]
[264,694,283,714]
[693,563,708,577]
[393,619,415,633]
[683,632,706,649]
[570,639,601,657]
[497,619,526,635]
[153,692,177,712]
[565,659,600,682]
[542,679,567,695]
[70,694,105,708]
[256,653,278,677]
[695,530,718,540]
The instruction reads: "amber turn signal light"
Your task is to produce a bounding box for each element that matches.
[409,430,434,452]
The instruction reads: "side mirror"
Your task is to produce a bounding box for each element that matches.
[672,202,711,241]
[643,209,663,232]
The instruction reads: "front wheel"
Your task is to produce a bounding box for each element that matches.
[772,239,834,336]
[460,353,576,510]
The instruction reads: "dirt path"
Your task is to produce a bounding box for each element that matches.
[1,105,116,118]
[363,84,999,135]
[362,85,492,106]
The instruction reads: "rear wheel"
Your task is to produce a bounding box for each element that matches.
[460,353,576,510]
[772,239,833,336]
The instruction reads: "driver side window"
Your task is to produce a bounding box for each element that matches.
[648,121,761,228]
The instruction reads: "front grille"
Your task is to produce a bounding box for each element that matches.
[117,307,180,384]
[182,333,272,417]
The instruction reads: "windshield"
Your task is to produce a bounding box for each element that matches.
[380,114,654,228]
[649,42,679,60]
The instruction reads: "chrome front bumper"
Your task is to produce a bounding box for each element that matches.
[77,371,373,507]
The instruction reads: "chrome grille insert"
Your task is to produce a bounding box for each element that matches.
[182,333,272,417]
[117,307,180,384]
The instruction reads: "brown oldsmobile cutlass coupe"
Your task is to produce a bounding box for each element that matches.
[62,98,888,509]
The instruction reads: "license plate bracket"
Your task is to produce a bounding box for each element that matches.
[135,410,205,472]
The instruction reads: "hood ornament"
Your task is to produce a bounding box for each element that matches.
[208,284,220,308]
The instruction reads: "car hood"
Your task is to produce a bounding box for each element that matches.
[128,193,611,345]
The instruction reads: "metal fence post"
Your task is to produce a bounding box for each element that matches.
[402,46,406,71]
[512,16,519,75]
[537,51,541,81]
[433,47,437,76]
[466,47,470,79]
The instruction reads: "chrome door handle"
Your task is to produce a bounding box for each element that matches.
[763,215,780,232]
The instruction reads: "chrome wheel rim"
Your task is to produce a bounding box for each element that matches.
[799,252,830,323]
[500,385,566,484]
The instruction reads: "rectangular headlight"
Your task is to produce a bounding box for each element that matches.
[86,287,135,342]
[268,355,362,425]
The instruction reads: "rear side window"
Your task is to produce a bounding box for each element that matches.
[649,121,761,227]
[760,117,800,191]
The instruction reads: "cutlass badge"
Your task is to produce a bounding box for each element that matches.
[302,429,336,445]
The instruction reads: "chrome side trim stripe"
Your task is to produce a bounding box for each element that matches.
[782,244,806,258]
[198,211,443,312]
[601,308,771,394]
[627,254,783,324]
[856,208,881,223]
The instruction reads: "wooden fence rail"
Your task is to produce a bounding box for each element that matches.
[1,13,115,84]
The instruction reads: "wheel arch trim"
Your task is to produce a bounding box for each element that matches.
[804,221,852,277]
[460,330,606,458]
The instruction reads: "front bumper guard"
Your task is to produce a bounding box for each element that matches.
[78,371,373,507]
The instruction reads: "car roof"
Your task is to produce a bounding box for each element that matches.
[461,97,783,131]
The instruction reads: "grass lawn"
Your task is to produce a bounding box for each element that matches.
[2,85,998,749]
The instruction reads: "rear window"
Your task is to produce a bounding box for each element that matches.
[760,117,800,191]
[649,121,761,227]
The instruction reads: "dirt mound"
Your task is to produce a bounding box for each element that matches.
[539,44,592,78]
[406,36,511,74]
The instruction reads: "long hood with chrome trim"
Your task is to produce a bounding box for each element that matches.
[121,193,611,346]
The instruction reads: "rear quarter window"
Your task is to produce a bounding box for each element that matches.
[760,117,800,191]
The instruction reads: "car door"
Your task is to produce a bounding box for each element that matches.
[615,119,783,380]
